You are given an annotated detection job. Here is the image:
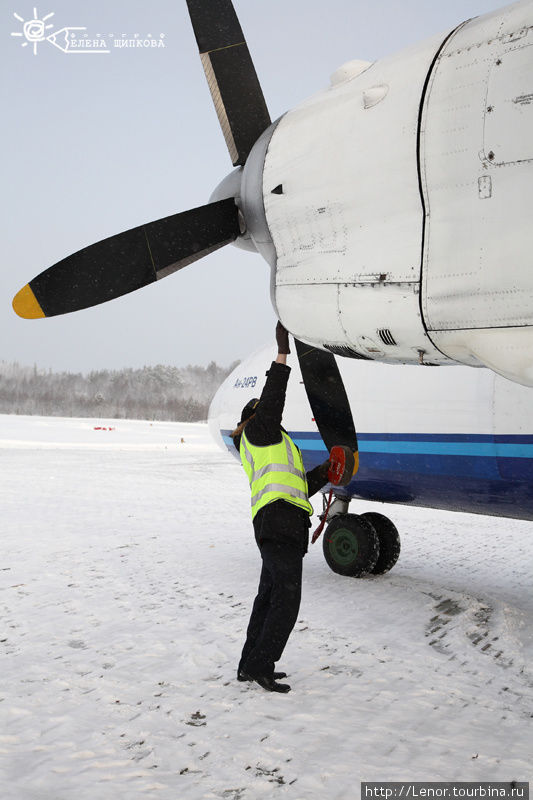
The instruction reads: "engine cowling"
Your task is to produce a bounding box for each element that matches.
[248,1,533,385]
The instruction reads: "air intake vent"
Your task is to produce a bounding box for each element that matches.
[378,328,397,346]
[324,344,372,360]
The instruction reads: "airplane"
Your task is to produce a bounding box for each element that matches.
[11,1,533,575]
[209,342,533,578]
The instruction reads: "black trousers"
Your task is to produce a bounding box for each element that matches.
[238,537,304,678]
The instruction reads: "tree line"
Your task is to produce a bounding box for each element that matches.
[0,360,239,422]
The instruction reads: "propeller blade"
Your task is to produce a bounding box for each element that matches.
[13,198,240,319]
[186,0,271,166]
[294,339,359,466]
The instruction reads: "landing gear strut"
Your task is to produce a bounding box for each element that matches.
[320,496,401,578]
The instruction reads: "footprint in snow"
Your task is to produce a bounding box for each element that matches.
[186,710,207,726]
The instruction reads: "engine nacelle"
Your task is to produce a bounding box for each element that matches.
[253,1,533,385]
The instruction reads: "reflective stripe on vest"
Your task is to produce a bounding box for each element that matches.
[240,430,313,520]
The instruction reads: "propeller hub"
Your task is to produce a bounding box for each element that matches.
[210,168,256,253]
[210,118,282,263]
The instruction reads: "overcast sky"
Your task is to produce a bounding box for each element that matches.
[2,0,507,372]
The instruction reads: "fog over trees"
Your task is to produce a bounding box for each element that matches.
[0,360,239,421]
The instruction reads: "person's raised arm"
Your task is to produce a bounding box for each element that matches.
[244,322,291,444]
[275,322,290,364]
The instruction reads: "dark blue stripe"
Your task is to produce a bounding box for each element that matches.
[358,432,533,445]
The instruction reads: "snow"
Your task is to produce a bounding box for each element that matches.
[1,414,532,799]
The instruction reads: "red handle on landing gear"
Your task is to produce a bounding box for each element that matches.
[311,489,334,544]
[311,446,358,544]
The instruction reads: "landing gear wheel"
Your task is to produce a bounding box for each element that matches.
[322,513,379,577]
[361,512,401,575]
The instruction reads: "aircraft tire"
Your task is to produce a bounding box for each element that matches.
[361,512,401,575]
[322,514,379,577]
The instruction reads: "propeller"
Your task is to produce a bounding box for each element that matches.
[13,200,240,319]
[294,338,359,472]
[13,0,358,475]
[12,0,271,320]
[186,0,271,166]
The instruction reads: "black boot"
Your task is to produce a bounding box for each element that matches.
[238,671,291,693]
[237,669,287,682]
[254,675,291,693]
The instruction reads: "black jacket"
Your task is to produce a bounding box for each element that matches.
[234,361,328,553]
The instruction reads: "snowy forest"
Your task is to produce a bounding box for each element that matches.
[0,360,239,421]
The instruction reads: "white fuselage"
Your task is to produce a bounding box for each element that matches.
[209,344,533,520]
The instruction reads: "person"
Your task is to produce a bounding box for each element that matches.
[231,322,330,693]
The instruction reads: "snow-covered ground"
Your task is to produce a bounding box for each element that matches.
[1,414,531,799]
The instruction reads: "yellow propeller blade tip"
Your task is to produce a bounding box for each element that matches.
[12,284,45,319]
[353,451,359,476]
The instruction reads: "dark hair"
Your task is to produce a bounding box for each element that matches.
[239,397,259,425]
[230,415,255,440]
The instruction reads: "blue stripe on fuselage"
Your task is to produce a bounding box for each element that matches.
[222,431,533,458]
[221,430,533,520]
[298,439,533,458]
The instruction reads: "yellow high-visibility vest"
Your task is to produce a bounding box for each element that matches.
[240,429,314,520]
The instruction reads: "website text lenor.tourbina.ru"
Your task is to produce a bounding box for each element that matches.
[362,784,529,800]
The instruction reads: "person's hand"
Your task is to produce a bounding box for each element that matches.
[276,321,290,354]
[319,459,331,481]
